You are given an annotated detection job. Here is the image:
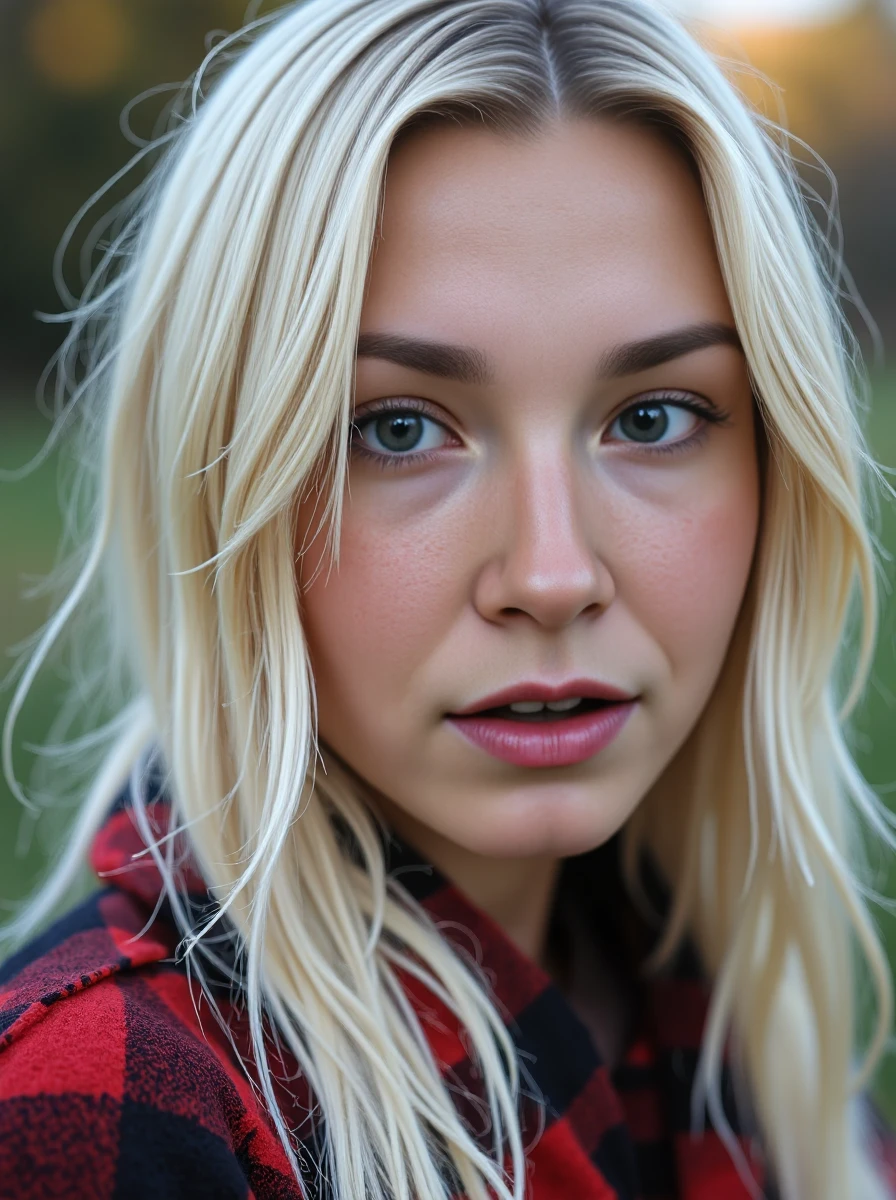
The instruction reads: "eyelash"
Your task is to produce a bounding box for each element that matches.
[350,392,731,470]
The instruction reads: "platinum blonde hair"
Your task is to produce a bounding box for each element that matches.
[5,0,896,1196]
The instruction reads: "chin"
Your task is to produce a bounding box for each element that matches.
[449,783,634,860]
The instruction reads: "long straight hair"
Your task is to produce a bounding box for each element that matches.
[4,1,896,1196]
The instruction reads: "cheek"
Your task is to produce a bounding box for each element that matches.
[297,491,469,704]
[624,475,759,672]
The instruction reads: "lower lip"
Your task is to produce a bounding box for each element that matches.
[446,701,638,768]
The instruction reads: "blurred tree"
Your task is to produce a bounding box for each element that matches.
[0,0,249,387]
[728,1,896,355]
[731,1,896,153]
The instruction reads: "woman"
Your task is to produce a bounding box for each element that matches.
[1,0,895,1196]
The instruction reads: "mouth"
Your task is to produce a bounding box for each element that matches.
[462,696,617,722]
[445,694,639,769]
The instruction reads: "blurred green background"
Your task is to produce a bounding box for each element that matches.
[1,0,896,1118]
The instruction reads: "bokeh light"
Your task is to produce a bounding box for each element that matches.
[27,0,133,93]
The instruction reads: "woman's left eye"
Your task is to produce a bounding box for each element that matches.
[351,407,452,459]
[605,396,720,452]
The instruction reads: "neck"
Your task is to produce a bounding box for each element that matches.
[371,795,563,968]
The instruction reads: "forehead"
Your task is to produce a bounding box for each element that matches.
[364,117,733,348]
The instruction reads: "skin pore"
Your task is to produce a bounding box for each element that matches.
[296,117,760,1062]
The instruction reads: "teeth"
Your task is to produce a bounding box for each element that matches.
[507,697,583,714]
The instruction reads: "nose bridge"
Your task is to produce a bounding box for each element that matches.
[482,433,613,627]
[514,439,580,558]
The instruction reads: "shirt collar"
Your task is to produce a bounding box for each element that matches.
[90,766,770,1199]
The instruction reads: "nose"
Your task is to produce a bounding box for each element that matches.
[472,444,615,630]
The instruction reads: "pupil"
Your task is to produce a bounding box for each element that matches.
[376,413,423,452]
[620,405,668,443]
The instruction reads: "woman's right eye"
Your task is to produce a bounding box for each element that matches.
[351,408,453,458]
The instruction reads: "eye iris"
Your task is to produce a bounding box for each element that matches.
[376,413,423,452]
[620,404,668,443]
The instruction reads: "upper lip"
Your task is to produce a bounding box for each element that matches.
[449,678,639,716]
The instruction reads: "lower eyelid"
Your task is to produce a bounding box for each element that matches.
[631,427,710,456]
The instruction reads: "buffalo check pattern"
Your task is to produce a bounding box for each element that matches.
[1,773,895,1199]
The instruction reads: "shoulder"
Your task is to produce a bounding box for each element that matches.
[0,890,305,1199]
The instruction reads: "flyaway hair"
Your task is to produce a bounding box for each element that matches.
[4,0,896,1196]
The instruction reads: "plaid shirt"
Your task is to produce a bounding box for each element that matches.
[1,777,894,1200]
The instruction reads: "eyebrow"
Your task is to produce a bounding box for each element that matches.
[598,321,743,377]
[355,320,743,386]
[356,332,493,386]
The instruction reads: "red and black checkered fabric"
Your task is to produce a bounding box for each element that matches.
[1,773,894,1199]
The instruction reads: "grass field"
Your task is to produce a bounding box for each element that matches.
[3,386,896,1121]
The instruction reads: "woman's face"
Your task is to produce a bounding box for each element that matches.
[297,117,760,868]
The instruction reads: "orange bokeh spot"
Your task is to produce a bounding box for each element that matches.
[27,0,133,93]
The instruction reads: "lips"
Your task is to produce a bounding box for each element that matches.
[446,678,639,769]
